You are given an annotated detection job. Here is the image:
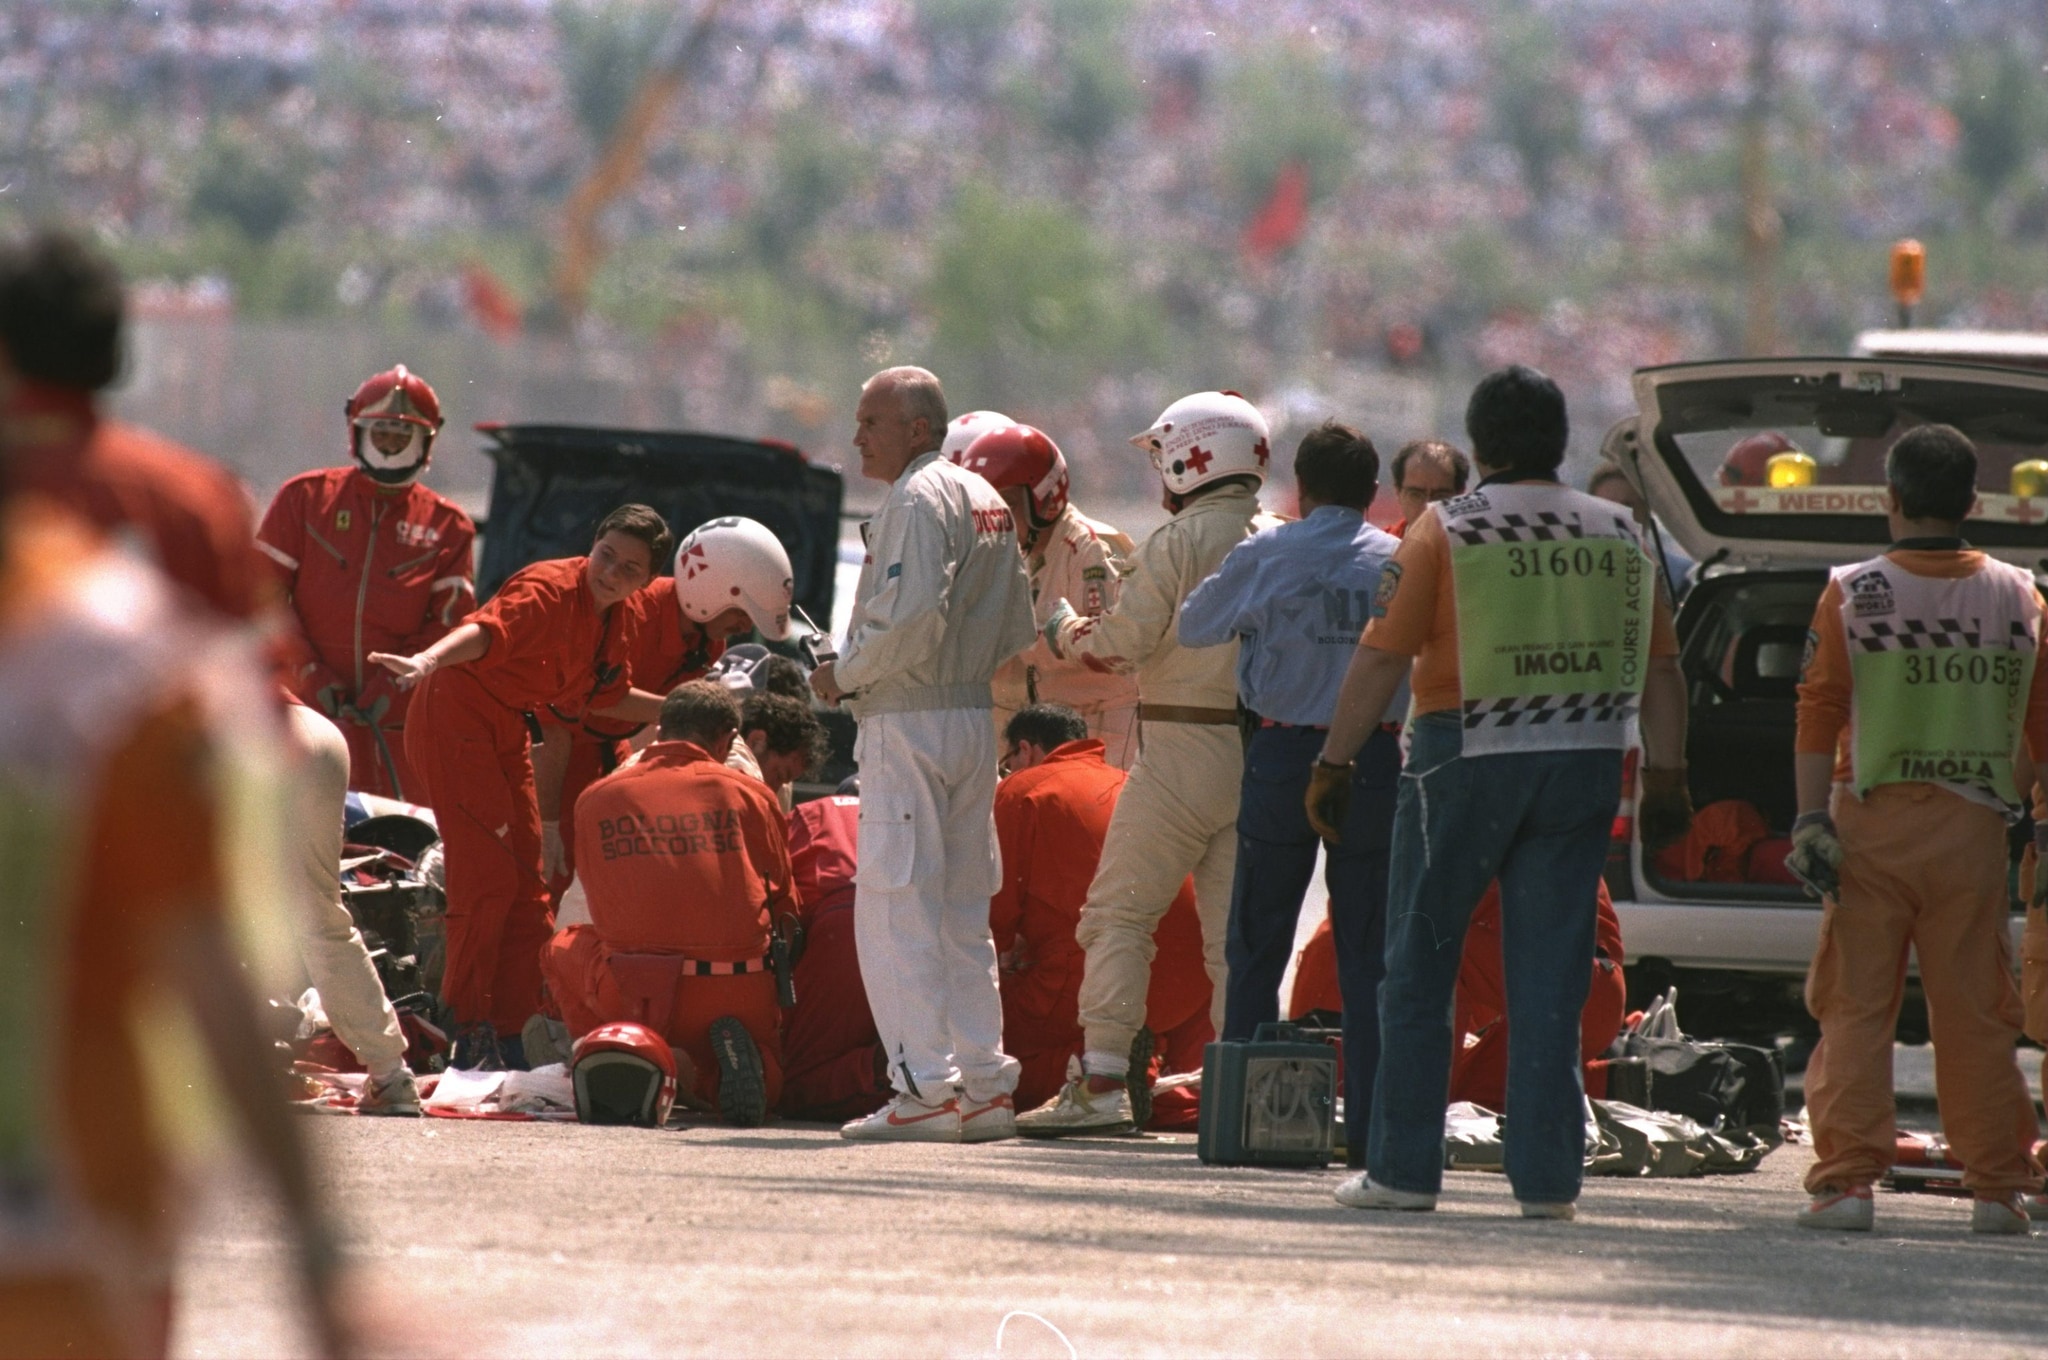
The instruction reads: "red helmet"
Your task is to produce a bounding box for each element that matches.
[346,364,444,486]
[955,424,1069,527]
[570,1021,677,1128]
[1719,431,1797,488]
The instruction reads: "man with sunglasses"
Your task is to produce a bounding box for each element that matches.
[1387,438,1469,538]
[257,364,476,801]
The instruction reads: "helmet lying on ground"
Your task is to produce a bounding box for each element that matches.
[571,1021,678,1127]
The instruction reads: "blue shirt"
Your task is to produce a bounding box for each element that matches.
[1178,505,1406,726]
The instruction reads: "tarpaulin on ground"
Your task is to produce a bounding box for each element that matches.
[1445,1098,1776,1177]
[292,1063,576,1120]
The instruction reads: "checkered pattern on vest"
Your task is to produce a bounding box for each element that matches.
[1461,690,1641,731]
[1849,615,2033,654]
[1445,508,1617,547]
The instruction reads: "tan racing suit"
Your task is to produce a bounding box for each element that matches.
[1050,480,1256,1071]
[993,503,1141,767]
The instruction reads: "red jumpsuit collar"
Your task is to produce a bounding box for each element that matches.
[636,739,725,769]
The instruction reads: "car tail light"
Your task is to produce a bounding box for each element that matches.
[1605,747,1639,900]
[1611,747,1640,843]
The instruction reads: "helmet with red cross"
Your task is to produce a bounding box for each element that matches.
[939,409,1015,460]
[571,1021,678,1128]
[1129,390,1269,496]
[954,424,1069,529]
[345,363,443,486]
[672,516,795,641]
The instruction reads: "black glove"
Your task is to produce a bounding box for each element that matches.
[1305,760,1352,844]
[1638,765,1695,850]
[2033,822,2048,909]
[1785,810,1844,901]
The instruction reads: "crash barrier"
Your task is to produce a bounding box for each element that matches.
[1197,1022,1339,1168]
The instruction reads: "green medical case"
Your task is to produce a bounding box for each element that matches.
[1196,1022,1337,1167]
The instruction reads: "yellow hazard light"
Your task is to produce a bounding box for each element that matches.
[2013,459,2048,499]
[1890,239,1926,308]
[1766,451,1817,488]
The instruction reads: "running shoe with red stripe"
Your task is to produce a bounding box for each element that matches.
[840,1094,963,1143]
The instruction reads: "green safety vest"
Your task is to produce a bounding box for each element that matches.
[1441,483,1655,756]
[1836,554,2040,812]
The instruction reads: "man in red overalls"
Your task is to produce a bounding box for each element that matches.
[539,516,797,893]
[778,780,895,1122]
[992,705,1213,1129]
[257,365,476,801]
[541,682,796,1124]
[371,505,673,1068]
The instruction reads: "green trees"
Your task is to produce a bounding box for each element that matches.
[928,181,1157,400]
[1952,48,2046,216]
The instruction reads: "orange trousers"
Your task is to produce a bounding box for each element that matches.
[542,924,784,1110]
[405,669,553,1039]
[1804,783,2042,1197]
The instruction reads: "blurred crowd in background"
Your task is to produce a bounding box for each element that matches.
[4,0,2046,510]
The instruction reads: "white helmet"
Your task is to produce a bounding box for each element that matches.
[672,517,794,641]
[1129,390,1271,496]
[940,409,1015,460]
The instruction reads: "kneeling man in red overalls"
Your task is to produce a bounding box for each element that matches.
[541,681,796,1124]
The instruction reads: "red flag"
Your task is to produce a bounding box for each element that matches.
[463,264,522,339]
[1241,161,1310,262]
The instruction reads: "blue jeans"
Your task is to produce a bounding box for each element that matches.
[1367,711,1622,1204]
[1223,724,1399,1158]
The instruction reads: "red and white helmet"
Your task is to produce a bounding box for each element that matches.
[1129,390,1270,497]
[1719,431,1799,488]
[940,409,1015,460]
[954,424,1069,527]
[571,1021,677,1128]
[673,516,795,641]
[346,364,443,486]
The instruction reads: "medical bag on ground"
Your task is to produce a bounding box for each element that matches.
[1617,993,1784,1140]
[1197,1022,1337,1168]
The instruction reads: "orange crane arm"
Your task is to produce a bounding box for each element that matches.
[553,0,728,322]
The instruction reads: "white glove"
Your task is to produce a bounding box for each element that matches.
[1042,599,1078,658]
[367,650,437,691]
[541,820,567,878]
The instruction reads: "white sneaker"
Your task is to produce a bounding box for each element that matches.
[359,1067,422,1117]
[1015,1062,1135,1138]
[1797,1184,1873,1231]
[1971,1194,2033,1236]
[2022,1192,2048,1223]
[1333,1173,1437,1211]
[1519,1200,1576,1221]
[958,1093,1017,1143]
[840,1095,962,1143]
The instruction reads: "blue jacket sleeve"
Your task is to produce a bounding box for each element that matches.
[1176,536,1259,649]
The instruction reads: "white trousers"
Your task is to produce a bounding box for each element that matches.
[1075,722,1241,1061]
[853,707,1018,1103]
[285,702,407,1077]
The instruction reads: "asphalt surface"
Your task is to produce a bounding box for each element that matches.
[172,1095,2048,1360]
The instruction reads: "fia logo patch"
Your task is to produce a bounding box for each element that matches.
[1846,568,1894,618]
[1372,562,1403,617]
